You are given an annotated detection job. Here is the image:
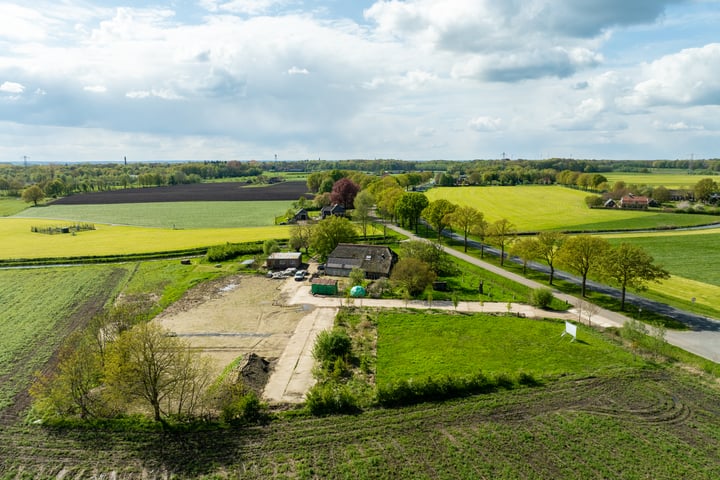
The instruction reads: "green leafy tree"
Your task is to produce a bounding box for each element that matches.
[694,178,718,203]
[601,243,670,310]
[22,184,45,206]
[289,222,314,253]
[509,237,538,275]
[353,190,375,239]
[488,218,515,266]
[390,257,436,296]
[447,205,485,252]
[263,239,280,255]
[103,323,211,422]
[558,235,610,297]
[349,266,366,286]
[400,240,456,275]
[536,231,565,285]
[309,215,357,260]
[395,192,429,232]
[421,199,457,239]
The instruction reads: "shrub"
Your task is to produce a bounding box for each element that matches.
[205,242,264,262]
[530,287,554,309]
[263,239,280,255]
[313,329,352,368]
[306,381,361,415]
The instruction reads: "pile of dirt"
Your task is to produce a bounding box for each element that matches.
[237,353,274,395]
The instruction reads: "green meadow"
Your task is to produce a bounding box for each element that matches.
[604,171,718,188]
[14,200,293,228]
[376,311,642,387]
[0,265,132,410]
[0,198,29,216]
[425,186,718,232]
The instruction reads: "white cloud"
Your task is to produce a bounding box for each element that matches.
[620,43,720,108]
[83,85,107,93]
[468,116,502,132]
[126,89,181,100]
[0,81,25,94]
[652,120,705,131]
[287,66,309,75]
[200,0,292,16]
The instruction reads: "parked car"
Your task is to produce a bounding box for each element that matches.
[317,264,325,271]
[294,270,306,281]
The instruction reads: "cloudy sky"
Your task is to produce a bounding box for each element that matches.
[1,0,719,162]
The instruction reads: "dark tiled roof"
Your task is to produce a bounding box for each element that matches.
[327,243,396,276]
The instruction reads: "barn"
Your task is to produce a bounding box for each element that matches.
[266,252,302,270]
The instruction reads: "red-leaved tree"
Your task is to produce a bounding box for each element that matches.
[330,177,360,209]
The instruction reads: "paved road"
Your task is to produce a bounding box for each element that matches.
[388,223,720,363]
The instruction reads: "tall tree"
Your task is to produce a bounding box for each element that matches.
[447,205,485,252]
[104,323,210,422]
[421,199,457,239]
[535,231,565,285]
[309,215,357,260]
[353,190,375,239]
[558,235,610,297]
[602,243,670,310]
[390,257,436,296]
[289,222,314,253]
[395,192,429,233]
[489,218,516,266]
[22,184,45,206]
[330,177,360,208]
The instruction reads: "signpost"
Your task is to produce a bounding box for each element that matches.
[561,321,577,342]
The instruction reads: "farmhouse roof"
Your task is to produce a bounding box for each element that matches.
[326,243,396,277]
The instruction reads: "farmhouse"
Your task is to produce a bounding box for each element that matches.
[619,194,650,210]
[325,243,397,279]
[267,252,302,270]
[320,204,345,219]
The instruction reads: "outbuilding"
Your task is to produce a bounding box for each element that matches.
[311,278,338,295]
[266,252,302,270]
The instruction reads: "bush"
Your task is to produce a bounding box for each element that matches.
[313,329,352,368]
[530,287,554,309]
[377,371,517,407]
[306,381,361,415]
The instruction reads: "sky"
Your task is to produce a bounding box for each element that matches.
[1,0,719,163]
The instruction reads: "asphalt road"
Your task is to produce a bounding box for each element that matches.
[388,223,720,363]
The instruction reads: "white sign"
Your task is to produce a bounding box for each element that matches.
[561,321,577,341]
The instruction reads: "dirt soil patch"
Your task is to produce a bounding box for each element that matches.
[50,181,312,204]
[154,275,308,382]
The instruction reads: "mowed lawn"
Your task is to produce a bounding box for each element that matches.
[425,186,719,232]
[14,200,293,228]
[376,312,642,387]
[0,218,289,259]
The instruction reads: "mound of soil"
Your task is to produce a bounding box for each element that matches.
[237,353,274,395]
[51,181,313,205]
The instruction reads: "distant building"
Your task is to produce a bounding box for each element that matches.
[320,204,346,219]
[325,243,397,279]
[620,194,650,210]
[290,208,309,223]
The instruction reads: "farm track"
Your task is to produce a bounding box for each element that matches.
[1,370,718,478]
[49,181,313,205]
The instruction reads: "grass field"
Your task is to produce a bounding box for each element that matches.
[604,171,717,188]
[375,312,642,387]
[425,186,719,232]
[14,200,293,228]
[0,198,29,216]
[0,265,131,412]
[0,218,289,260]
